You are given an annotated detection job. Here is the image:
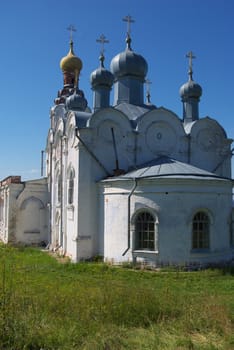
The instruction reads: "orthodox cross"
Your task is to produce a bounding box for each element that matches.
[145,78,152,104]
[67,25,76,41]
[186,51,196,79]
[96,34,109,56]
[122,15,135,35]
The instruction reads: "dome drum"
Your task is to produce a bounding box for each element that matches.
[63,71,77,87]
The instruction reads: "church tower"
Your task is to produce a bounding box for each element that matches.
[51,26,88,129]
[90,35,114,112]
[180,51,202,124]
[110,15,148,106]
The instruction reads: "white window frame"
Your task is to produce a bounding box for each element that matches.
[132,209,159,253]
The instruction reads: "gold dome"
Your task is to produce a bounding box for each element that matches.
[60,40,83,73]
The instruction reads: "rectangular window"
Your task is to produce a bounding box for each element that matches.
[192,212,210,250]
[135,212,155,251]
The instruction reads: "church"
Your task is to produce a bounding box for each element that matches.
[0,18,233,265]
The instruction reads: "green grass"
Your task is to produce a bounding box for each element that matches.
[0,244,233,349]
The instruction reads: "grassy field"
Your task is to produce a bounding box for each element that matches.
[0,244,233,350]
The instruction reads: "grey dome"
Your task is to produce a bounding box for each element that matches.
[180,79,202,99]
[66,89,87,111]
[90,66,114,88]
[110,47,148,80]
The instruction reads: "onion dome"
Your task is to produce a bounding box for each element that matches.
[90,54,114,88]
[65,89,87,111]
[180,52,202,99]
[60,40,82,74]
[180,78,202,99]
[110,35,148,80]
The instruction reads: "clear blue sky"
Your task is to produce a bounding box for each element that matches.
[0,0,233,180]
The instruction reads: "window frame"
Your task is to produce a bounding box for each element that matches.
[55,172,62,205]
[192,211,210,251]
[133,210,157,252]
[67,170,75,205]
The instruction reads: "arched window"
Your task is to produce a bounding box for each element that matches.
[56,173,61,204]
[192,211,210,249]
[135,211,155,250]
[68,171,74,205]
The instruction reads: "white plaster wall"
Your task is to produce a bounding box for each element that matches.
[15,179,49,245]
[103,193,130,263]
[136,108,188,165]
[64,125,79,261]
[189,118,232,177]
[0,183,24,244]
[0,188,8,242]
[100,178,233,264]
[50,124,63,248]
[88,108,135,173]
[75,144,100,260]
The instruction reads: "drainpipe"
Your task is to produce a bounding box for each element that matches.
[122,178,138,256]
[15,182,26,200]
[75,128,110,176]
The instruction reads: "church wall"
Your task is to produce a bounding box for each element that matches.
[0,179,48,246]
[102,191,130,263]
[88,108,135,173]
[49,123,65,249]
[136,109,188,165]
[100,178,233,264]
[66,118,132,262]
[0,187,8,243]
[64,136,79,261]
[73,141,101,261]
[15,180,49,245]
[3,183,24,243]
[189,118,232,177]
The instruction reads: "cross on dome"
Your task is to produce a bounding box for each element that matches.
[145,78,152,104]
[186,51,196,80]
[122,15,135,35]
[96,34,109,56]
[122,15,135,50]
[67,24,76,42]
[96,34,110,68]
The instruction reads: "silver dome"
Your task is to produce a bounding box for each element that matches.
[110,47,148,80]
[90,66,114,88]
[180,79,202,99]
[66,90,88,111]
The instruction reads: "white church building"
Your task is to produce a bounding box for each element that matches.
[1,20,233,265]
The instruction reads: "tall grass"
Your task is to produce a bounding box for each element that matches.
[0,244,233,349]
